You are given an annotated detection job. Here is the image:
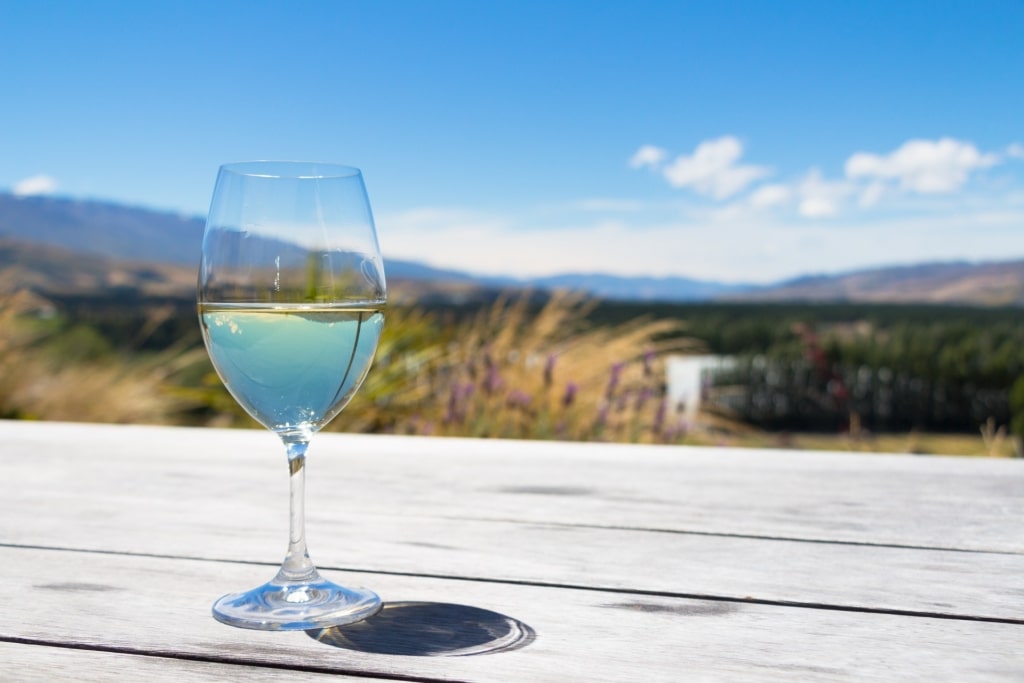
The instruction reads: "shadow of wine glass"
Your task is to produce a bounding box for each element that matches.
[307,601,536,656]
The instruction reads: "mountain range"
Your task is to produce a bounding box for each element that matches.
[1,191,1022,306]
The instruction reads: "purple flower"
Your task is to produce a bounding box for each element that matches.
[444,385,460,424]
[594,401,610,430]
[543,353,557,387]
[635,387,653,411]
[653,397,668,433]
[605,362,625,398]
[663,417,689,442]
[506,389,532,410]
[562,382,578,408]
[484,366,503,395]
[445,383,475,423]
[643,348,656,377]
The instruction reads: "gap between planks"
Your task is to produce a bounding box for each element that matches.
[426,514,1024,556]
[0,636,460,683]
[4,542,1022,627]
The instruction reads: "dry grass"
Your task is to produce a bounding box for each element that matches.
[0,291,204,424]
[335,291,705,442]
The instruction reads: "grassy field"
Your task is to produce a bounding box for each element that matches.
[1,288,1019,457]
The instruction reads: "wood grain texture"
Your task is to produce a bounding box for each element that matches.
[2,546,1022,683]
[3,420,1022,552]
[0,641,374,682]
[2,421,1023,681]
[1,422,1023,621]
[3,493,1023,622]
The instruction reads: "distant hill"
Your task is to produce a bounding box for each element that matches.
[0,193,205,265]
[0,192,742,301]
[0,238,195,297]
[0,193,474,282]
[2,191,1023,305]
[727,261,1024,307]
[530,272,750,301]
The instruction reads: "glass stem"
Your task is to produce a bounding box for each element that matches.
[276,440,319,583]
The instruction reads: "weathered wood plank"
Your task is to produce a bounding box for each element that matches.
[0,641,377,682]
[2,546,1022,683]
[4,504,1023,623]
[3,421,1022,552]
[2,421,1023,621]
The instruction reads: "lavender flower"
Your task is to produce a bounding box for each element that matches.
[543,353,557,387]
[663,417,689,442]
[635,387,653,411]
[506,389,532,410]
[444,382,475,423]
[484,366,503,395]
[653,397,668,433]
[444,384,460,424]
[562,382,578,408]
[643,348,655,377]
[605,362,624,398]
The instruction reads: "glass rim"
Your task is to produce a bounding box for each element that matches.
[219,161,362,180]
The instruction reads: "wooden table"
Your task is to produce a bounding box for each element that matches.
[1,421,1022,681]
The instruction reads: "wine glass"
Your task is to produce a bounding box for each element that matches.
[198,161,386,630]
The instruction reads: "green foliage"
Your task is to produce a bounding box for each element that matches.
[689,307,1024,433]
[43,323,113,364]
[1010,376,1024,440]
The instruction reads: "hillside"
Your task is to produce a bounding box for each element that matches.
[0,192,204,264]
[0,192,742,301]
[2,191,1024,305]
[0,192,487,284]
[730,261,1024,307]
[0,238,195,297]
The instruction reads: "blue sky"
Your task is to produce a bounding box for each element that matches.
[2,1,1023,283]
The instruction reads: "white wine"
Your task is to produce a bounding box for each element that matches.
[199,303,384,438]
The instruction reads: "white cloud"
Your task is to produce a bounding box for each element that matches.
[12,174,58,197]
[707,183,791,223]
[845,138,998,194]
[858,181,887,208]
[660,136,771,200]
[628,145,667,169]
[376,207,517,269]
[634,136,1015,221]
[378,201,1024,284]
[748,183,792,209]
[797,169,853,218]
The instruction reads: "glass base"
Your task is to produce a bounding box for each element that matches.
[212,576,382,631]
